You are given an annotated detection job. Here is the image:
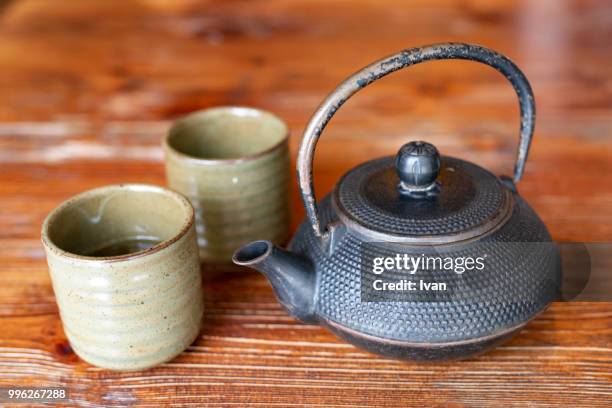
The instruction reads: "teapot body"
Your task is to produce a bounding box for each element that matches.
[289,174,560,360]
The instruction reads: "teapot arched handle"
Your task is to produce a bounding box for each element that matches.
[297,42,536,239]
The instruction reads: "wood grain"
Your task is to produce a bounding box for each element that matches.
[0,0,610,406]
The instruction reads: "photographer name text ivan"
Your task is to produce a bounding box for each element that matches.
[373,279,447,292]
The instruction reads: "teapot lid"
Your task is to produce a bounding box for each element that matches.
[332,141,513,243]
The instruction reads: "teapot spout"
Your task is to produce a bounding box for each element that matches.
[232,241,317,323]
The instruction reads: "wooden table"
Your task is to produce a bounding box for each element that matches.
[0,0,610,406]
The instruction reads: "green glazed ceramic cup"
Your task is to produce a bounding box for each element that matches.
[163,106,290,263]
[41,184,204,371]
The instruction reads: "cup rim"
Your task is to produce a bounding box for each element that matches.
[163,106,289,166]
[41,184,195,263]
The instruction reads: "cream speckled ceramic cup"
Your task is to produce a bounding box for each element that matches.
[41,184,204,371]
[164,106,290,263]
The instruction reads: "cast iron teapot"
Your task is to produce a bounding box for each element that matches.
[233,43,561,361]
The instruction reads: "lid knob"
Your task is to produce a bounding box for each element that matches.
[395,141,440,197]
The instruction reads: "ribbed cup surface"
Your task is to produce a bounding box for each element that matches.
[44,226,203,370]
[164,108,291,263]
[42,184,204,371]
